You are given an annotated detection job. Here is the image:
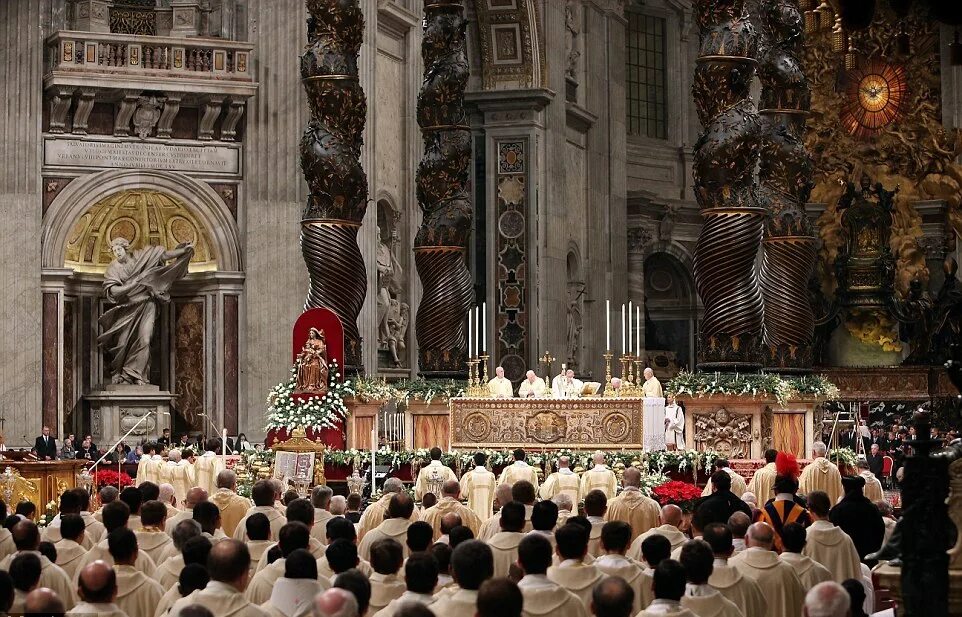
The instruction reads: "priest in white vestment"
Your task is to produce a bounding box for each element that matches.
[429,539,493,617]
[358,494,415,562]
[109,528,164,617]
[516,534,588,617]
[372,553,438,617]
[2,521,77,608]
[802,492,862,583]
[629,504,687,560]
[166,450,196,506]
[487,366,514,398]
[539,456,581,502]
[604,467,661,543]
[579,452,618,499]
[420,480,482,539]
[677,539,746,617]
[856,460,885,503]
[357,479,417,540]
[729,523,805,617]
[518,370,548,398]
[233,480,288,542]
[778,523,833,591]
[67,561,129,617]
[497,449,540,490]
[703,523,768,617]
[664,395,685,451]
[133,501,172,565]
[194,439,227,495]
[487,502,526,578]
[168,539,269,617]
[259,549,326,617]
[461,452,497,521]
[414,448,457,501]
[165,487,207,535]
[594,520,648,615]
[477,484,515,542]
[53,516,88,580]
[367,537,406,616]
[547,524,605,611]
[747,451,778,503]
[643,368,664,398]
[701,460,748,497]
[798,442,844,505]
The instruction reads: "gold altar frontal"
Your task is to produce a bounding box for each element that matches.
[450,397,644,449]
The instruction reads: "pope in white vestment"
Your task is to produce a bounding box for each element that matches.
[487,367,514,398]
[551,370,584,398]
[642,368,664,398]
[518,371,548,398]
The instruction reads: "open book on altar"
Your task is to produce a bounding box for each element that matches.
[273,451,316,484]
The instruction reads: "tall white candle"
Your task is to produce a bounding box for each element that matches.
[474,307,480,357]
[467,309,473,359]
[481,303,486,354]
[636,305,641,357]
[628,301,633,356]
[222,428,227,460]
[606,300,611,351]
[621,304,626,354]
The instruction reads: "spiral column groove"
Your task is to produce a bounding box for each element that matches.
[414,0,473,377]
[299,0,369,372]
[692,0,764,370]
[757,0,817,372]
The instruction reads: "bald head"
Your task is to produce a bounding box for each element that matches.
[440,512,462,535]
[803,581,851,617]
[621,467,641,488]
[169,449,182,462]
[78,560,117,604]
[441,480,461,498]
[386,493,414,520]
[746,522,775,550]
[593,452,606,465]
[312,588,359,617]
[12,521,39,551]
[661,504,682,527]
[185,487,208,508]
[24,588,64,615]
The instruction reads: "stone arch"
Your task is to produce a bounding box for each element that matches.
[640,239,695,275]
[643,248,698,371]
[42,169,242,272]
[470,0,545,91]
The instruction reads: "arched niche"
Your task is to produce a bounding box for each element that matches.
[565,245,585,371]
[374,194,411,371]
[643,249,697,373]
[41,170,244,442]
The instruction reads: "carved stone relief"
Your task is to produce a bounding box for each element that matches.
[376,202,409,369]
[692,408,753,458]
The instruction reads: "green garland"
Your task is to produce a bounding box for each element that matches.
[829,447,858,467]
[667,370,840,407]
[350,377,467,406]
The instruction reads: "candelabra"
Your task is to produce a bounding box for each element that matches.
[465,358,484,397]
[620,355,632,387]
[602,352,615,397]
[540,351,556,379]
[633,358,643,389]
[479,353,489,386]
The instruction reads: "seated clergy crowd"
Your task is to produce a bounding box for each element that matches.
[0,441,892,617]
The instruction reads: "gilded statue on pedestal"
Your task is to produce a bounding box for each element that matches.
[295,327,329,394]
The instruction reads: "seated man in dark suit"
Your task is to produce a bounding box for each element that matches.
[866,443,885,478]
[33,427,58,461]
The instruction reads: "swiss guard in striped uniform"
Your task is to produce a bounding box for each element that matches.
[757,452,811,552]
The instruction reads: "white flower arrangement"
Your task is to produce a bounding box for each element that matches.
[264,359,355,432]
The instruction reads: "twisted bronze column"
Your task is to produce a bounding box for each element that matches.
[299,0,368,372]
[757,0,817,373]
[692,0,764,370]
[414,0,473,378]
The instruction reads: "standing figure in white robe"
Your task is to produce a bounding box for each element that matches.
[461,453,497,521]
[166,449,195,506]
[642,368,664,398]
[194,440,226,495]
[664,396,685,450]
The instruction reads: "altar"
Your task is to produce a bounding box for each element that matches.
[449,397,646,449]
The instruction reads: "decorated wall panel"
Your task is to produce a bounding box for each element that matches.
[223,295,239,434]
[173,301,205,432]
[473,0,544,90]
[495,140,529,383]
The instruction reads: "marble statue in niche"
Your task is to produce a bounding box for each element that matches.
[295,327,329,394]
[98,237,193,385]
[376,214,409,368]
[565,0,581,80]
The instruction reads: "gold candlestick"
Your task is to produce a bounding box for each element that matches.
[466,358,479,397]
[603,351,615,397]
[479,354,490,387]
[539,351,555,379]
[633,359,643,393]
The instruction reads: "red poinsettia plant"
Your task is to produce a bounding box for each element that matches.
[652,480,703,512]
[92,469,133,490]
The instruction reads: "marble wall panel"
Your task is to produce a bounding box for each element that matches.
[174,301,205,432]
[223,295,238,434]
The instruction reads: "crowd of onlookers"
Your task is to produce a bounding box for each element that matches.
[34,428,258,463]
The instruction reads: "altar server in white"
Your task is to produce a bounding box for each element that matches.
[664,395,685,450]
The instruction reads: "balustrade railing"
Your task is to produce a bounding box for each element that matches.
[46,31,252,81]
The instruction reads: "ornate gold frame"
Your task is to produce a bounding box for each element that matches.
[272,427,327,486]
